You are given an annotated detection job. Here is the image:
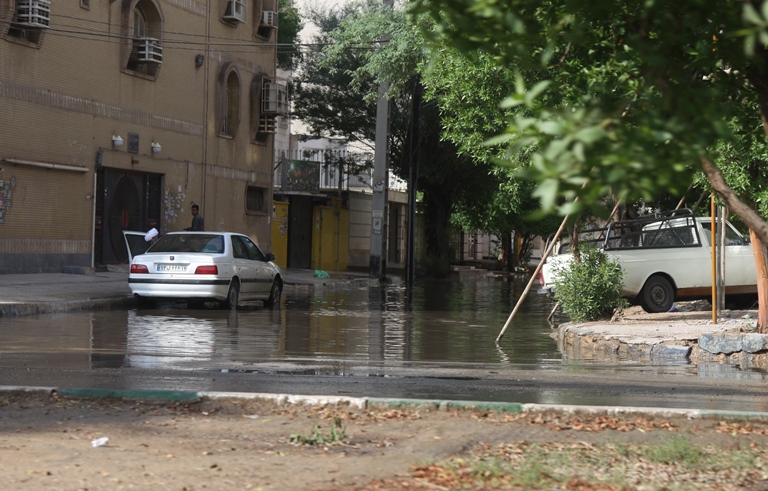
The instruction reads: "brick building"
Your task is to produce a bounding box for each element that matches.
[0,0,284,273]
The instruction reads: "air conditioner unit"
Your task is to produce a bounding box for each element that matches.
[259,114,277,134]
[134,37,163,63]
[223,0,245,22]
[14,0,51,28]
[262,81,288,115]
[262,11,278,28]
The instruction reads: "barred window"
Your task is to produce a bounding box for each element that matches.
[246,186,266,214]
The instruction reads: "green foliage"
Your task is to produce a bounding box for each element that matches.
[291,4,381,152]
[409,0,762,219]
[277,0,303,70]
[552,247,627,322]
[288,417,345,446]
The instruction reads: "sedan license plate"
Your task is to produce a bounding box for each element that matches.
[156,264,186,272]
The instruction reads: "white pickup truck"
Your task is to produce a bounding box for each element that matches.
[540,209,757,313]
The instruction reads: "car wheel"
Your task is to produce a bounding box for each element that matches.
[265,280,282,309]
[221,280,240,310]
[640,275,674,313]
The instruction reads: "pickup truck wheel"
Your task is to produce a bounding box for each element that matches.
[640,275,674,313]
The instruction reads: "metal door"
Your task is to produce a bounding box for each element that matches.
[288,195,313,269]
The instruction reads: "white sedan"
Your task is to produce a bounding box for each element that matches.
[124,231,283,309]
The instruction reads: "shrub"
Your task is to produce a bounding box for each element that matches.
[552,247,627,322]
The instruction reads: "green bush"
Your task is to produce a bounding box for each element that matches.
[553,247,627,322]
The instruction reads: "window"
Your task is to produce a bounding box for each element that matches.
[123,0,163,79]
[6,0,50,46]
[249,75,265,143]
[232,235,265,260]
[252,0,277,39]
[219,68,241,137]
[242,236,266,261]
[246,186,266,214]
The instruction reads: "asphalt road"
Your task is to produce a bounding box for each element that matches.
[2,359,767,413]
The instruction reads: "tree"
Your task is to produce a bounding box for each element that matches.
[293,2,520,272]
[411,0,768,329]
[291,4,386,153]
[277,0,303,71]
[423,48,561,269]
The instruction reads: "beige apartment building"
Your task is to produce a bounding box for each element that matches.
[0,0,285,273]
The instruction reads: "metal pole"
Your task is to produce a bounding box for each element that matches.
[711,194,717,324]
[717,205,726,311]
[496,213,571,344]
[368,0,393,280]
[406,82,421,290]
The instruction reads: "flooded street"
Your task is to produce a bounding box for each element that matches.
[1,277,768,412]
[0,278,562,369]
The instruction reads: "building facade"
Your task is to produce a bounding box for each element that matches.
[0,0,284,273]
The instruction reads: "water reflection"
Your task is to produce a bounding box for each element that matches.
[0,277,562,369]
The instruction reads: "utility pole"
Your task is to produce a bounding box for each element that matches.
[406,81,421,290]
[369,0,393,280]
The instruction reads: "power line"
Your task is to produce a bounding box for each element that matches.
[0,17,379,54]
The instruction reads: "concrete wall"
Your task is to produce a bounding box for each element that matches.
[0,0,279,272]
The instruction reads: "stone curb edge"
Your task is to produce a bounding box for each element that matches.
[0,279,381,317]
[2,386,767,421]
[0,298,136,317]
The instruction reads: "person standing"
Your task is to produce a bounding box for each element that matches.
[185,204,205,231]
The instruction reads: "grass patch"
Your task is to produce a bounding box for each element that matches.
[412,436,768,490]
[288,416,345,446]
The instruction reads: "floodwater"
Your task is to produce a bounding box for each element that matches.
[0,277,563,370]
[1,275,767,408]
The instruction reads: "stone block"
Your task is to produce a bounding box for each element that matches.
[651,345,692,359]
[699,333,743,354]
[741,334,768,353]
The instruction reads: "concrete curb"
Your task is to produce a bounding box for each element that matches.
[3,386,768,421]
[0,297,136,317]
[0,276,384,317]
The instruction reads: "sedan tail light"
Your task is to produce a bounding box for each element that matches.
[131,264,149,274]
[195,265,218,275]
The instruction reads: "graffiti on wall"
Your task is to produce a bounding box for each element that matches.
[0,176,16,224]
[164,188,185,226]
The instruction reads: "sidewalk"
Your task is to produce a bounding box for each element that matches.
[0,267,381,317]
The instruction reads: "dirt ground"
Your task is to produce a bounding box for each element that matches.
[2,392,768,491]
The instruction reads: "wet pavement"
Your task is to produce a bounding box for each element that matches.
[1,270,768,412]
[0,267,377,316]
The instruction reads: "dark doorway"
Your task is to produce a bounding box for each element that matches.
[287,195,313,269]
[96,169,162,265]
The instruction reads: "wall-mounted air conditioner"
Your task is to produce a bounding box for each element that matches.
[223,0,245,22]
[262,81,288,115]
[262,11,278,28]
[134,38,163,63]
[14,0,51,28]
[259,114,277,134]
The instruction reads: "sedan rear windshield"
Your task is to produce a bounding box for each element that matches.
[149,234,224,254]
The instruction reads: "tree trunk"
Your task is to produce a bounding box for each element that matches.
[569,222,581,264]
[501,232,513,271]
[750,230,768,331]
[422,186,453,276]
[701,157,768,332]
